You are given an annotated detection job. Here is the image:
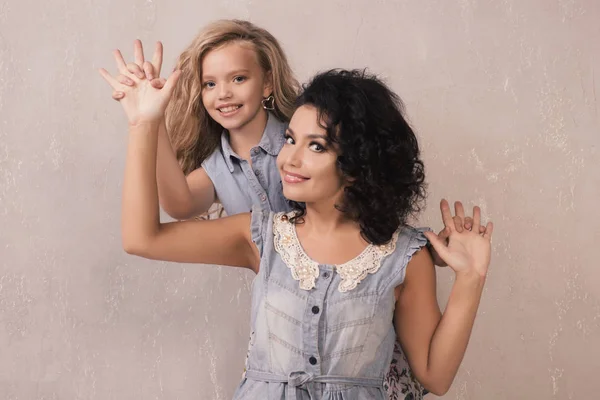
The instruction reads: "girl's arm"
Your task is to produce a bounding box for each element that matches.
[394,200,494,395]
[155,119,216,220]
[100,42,258,271]
[111,40,216,220]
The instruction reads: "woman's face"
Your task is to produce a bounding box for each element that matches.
[277,105,345,205]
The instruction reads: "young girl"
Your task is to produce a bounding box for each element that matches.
[109,20,298,220]
[100,20,483,399]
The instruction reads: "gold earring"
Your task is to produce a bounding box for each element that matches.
[261,95,275,111]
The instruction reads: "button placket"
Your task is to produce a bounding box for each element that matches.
[304,265,335,373]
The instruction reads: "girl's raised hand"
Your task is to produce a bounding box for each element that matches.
[425,199,494,280]
[99,40,178,126]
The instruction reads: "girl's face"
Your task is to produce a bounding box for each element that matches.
[277,105,345,205]
[201,41,272,132]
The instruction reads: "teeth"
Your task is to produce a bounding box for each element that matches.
[219,105,241,113]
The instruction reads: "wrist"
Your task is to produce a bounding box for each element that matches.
[454,270,486,288]
[128,118,162,129]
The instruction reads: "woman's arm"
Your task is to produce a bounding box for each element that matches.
[122,121,258,270]
[394,200,493,395]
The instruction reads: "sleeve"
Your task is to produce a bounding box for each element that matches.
[250,205,269,257]
[405,227,431,266]
[386,226,432,289]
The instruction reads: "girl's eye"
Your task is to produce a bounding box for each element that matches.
[284,135,295,145]
[309,142,325,152]
[234,76,247,83]
[203,81,216,88]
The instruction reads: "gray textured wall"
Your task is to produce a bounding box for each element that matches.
[1,0,598,399]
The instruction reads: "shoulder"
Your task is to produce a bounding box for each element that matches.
[201,143,224,167]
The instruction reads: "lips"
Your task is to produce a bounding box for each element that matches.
[283,170,309,184]
[217,104,242,115]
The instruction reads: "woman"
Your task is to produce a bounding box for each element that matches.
[104,65,493,398]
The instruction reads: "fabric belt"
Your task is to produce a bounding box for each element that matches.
[244,370,383,400]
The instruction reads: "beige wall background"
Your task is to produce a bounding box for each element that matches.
[1,0,598,399]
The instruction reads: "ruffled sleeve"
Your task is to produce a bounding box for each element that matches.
[405,227,432,266]
[385,226,433,289]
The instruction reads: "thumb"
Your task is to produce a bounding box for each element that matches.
[424,231,451,263]
[162,70,182,97]
[437,226,450,242]
[150,77,166,89]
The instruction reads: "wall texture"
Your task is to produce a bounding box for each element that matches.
[1,0,598,399]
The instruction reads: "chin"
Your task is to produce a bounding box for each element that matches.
[282,186,309,204]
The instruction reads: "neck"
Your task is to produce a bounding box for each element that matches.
[301,198,358,236]
[228,109,269,159]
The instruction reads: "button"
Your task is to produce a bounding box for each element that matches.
[309,356,317,365]
[322,272,330,279]
[254,169,261,177]
[260,194,267,202]
[252,148,259,155]
[311,306,320,314]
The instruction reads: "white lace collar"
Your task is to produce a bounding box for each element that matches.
[272,212,399,292]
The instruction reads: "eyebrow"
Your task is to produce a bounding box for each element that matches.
[202,69,251,81]
[286,127,327,140]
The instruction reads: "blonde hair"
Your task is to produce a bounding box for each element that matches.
[166,19,300,175]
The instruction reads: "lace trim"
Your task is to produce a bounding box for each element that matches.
[273,212,399,292]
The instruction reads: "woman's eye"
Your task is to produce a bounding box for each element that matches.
[284,135,294,144]
[309,143,325,152]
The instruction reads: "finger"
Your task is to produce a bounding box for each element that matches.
[152,41,163,76]
[453,215,464,233]
[162,70,182,96]
[424,231,451,263]
[98,68,120,90]
[133,39,145,67]
[454,201,465,219]
[126,63,145,79]
[437,226,450,242]
[473,206,482,231]
[116,74,134,86]
[112,49,128,74]
[143,61,155,81]
[479,225,486,234]
[483,221,494,240]
[150,77,166,89]
[439,199,455,233]
[112,91,125,100]
[464,216,473,231]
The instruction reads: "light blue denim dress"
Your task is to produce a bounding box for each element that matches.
[232,208,430,400]
[202,112,291,215]
[199,112,425,399]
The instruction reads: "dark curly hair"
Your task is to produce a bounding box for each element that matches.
[289,69,427,245]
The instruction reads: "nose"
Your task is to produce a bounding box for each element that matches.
[286,144,303,168]
[218,82,232,100]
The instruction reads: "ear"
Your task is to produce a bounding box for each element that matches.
[263,71,273,98]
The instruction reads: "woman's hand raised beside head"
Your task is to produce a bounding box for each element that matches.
[425,199,494,281]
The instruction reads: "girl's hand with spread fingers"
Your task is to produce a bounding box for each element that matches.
[99,40,179,127]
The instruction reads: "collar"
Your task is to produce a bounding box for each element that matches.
[220,112,287,172]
